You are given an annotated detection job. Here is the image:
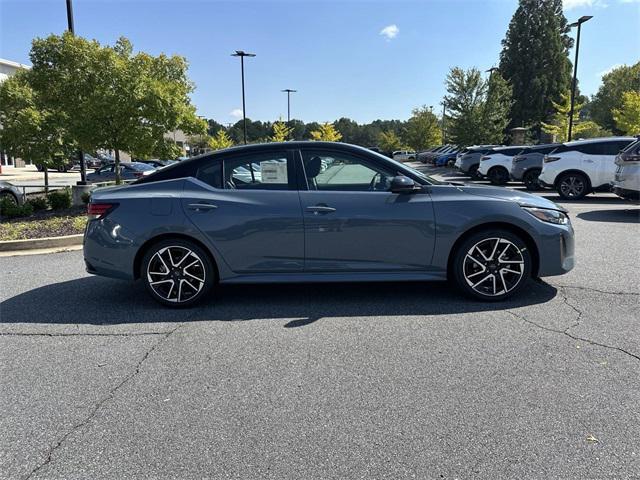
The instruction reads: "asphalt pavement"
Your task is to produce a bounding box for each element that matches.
[1,169,639,479]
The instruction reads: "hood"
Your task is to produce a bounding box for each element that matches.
[454,184,566,212]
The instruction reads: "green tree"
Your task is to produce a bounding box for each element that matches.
[208,129,234,150]
[0,70,74,191]
[270,120,292,142]
[590,63,640,134]
[378,130,404,153]
[480,71,513,144]
[310,122,342,141]
[404,106,442,151]
[613,91,640,135]
[499,0,573,132]
[28,33,206,184]
[444,68,486,146]
[542,92,599,141]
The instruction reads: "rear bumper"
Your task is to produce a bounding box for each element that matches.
[612,185,640,201]
[83,218,138,281]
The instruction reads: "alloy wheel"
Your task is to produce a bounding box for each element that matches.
[463,237,525,297]
[559,175,585,198]
[146,246,206,303]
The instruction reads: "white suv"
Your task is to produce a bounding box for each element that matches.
[392,150,416,162]
[538,137,635,199]
[477,146,526,185]
[612,139,640,201]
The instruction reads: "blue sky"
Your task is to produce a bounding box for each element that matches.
[1,0,638,124]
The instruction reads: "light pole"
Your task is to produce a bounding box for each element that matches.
[441,101,447,144]
[281,89,296,139]
[567,15,593,142]
[231,50,256,144]
[66,0,87,185]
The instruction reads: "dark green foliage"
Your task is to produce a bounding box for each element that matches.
[47,188,72,210]
[589,63,640,134]
[0,197,34,218]
[81,192,92,205]
[27,196,49,211]
[499,0,573,133]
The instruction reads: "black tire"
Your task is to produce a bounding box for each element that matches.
[557,172,590,200]
[522,169,541,191]
[488,167,509,185]
[447,159,455,168]
[451,229,532,301]
[36,165,44,172]
[141,238,215,308]
[0,191,18,206]
[468,164,481,180]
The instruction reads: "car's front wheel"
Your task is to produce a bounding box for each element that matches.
[452,229,532,301]
[141,239,215,307]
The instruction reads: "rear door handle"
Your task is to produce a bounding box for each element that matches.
[306,205,336,214]
[188,203,218,211]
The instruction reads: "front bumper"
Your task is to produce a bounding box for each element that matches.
[537,223,575,277]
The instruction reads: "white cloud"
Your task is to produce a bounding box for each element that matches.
[379,24,399,41]
[563,0,607,9]
[230,108,243,119]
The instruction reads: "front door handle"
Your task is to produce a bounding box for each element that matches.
[188,203,218,211]
[306,205,336,214]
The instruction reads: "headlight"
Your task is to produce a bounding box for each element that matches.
[523,207,569,225]
[544,156,560,163]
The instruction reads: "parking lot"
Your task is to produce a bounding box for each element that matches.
[1,167,639,479]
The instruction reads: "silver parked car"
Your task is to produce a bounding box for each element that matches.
[84,142,575,307]
[612,138,640,201]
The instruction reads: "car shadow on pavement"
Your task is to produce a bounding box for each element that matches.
[0,276,558,328]
[577,208,640,223]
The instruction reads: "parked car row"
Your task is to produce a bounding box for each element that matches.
[446,137,639,201]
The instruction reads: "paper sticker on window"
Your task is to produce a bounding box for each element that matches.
[260,161,288,183]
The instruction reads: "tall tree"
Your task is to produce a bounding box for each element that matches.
[499,0,573,133]
[444,68,486,147]
[480,71,513,144]
[0,70,74,191]
[613,91,640,135]
[310,122,342,141]
[590,63,640,134]
[404,106,442,151]
[28,33,206,183]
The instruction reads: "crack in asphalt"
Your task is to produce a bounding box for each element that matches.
[507,308,640,363]
[559,286,583,334]
[22,323,184,480]
[553,284,640,297]
[0,331,169,337]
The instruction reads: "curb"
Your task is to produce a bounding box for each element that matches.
[0,234,83,252]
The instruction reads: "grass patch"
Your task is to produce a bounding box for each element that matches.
[0,208,87,241]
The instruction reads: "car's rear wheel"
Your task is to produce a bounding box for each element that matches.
[141,239,215,307]
[0,191,19,207]
[557,172,589,200]
[452,229,532,301]
[468,164,481,180]
[488,167,509,185]
[523,169,541,191]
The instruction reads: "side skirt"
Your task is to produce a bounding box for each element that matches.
[220,271,448,285]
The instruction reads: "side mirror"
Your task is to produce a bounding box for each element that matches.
[390,175,419,194]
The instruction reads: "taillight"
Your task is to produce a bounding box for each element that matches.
[512,156,524,163]
[480,156,490,161]
[87,202,117,220]
[133,171,144,178]
[622,154,640,162]
[544,156,560,163]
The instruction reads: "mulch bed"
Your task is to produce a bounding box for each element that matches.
[0,206,87,241]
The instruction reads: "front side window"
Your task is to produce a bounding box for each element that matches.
[224,151,290,190]
[302,150,395,192]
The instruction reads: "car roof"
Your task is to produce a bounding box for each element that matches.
[563,136,635,146]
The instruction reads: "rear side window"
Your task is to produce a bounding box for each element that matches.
[196,160,223,189]
[223,151,291,190]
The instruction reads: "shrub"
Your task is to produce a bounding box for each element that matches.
[81,191,92,205]
[48,188,72,210]
[27,196,49,211]
[0,197,34,218]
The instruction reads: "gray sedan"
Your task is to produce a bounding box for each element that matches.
[87,162,155,183]
[0,180,24,205]
[84,142,575,307]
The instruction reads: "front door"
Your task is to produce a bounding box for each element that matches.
[182,150,304,273]
[298,149,436,272]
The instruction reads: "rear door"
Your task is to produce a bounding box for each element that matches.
[297,148,436,272]
[181,149,305,273]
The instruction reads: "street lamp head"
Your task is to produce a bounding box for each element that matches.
[569,15,593,27]
[232,50,256,57]
[486,67,499,73]
[281,89,297,93]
